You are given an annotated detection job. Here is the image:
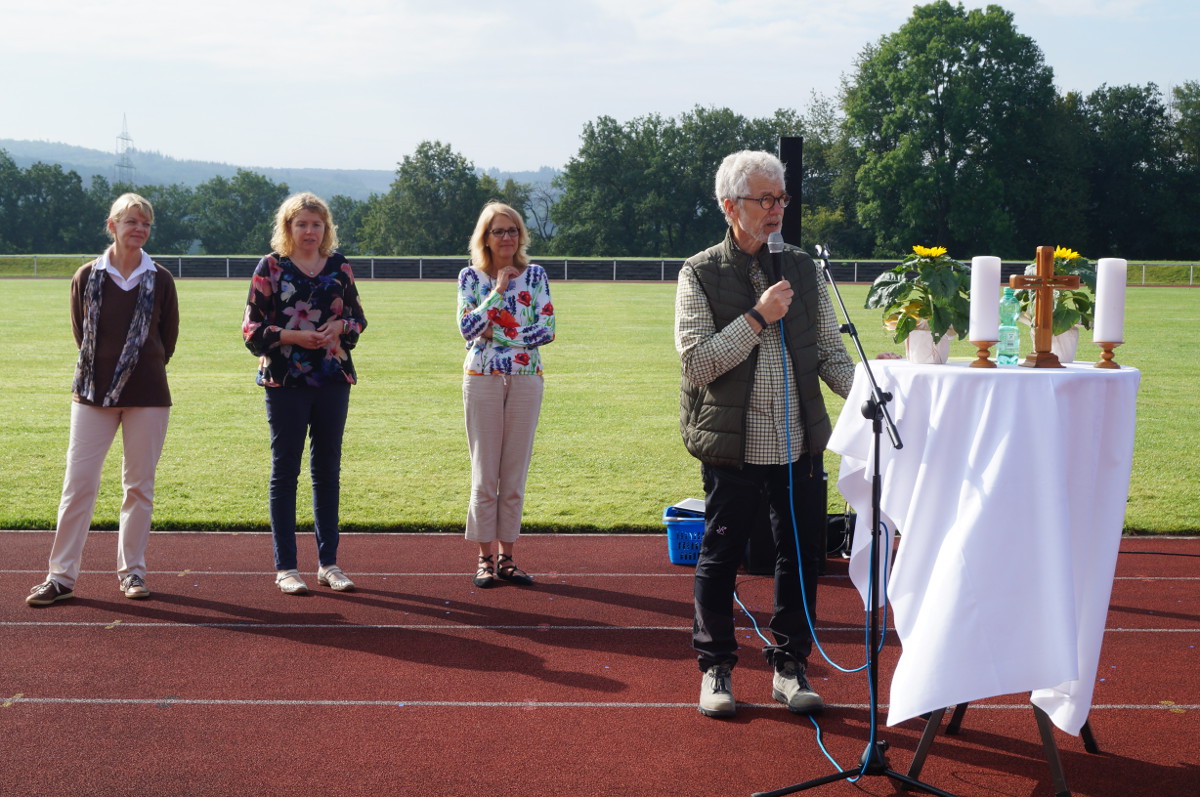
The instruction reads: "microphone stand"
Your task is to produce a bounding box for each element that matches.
[752,246,958,797]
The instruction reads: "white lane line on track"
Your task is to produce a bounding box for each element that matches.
[0,621,693,631]
[2,696,1196,710]
[2,622,1191,633]
[2,569,1195,582]
[0,570,697,577]
[0,531,657,538]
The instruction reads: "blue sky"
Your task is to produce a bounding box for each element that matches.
[4,0,1196,173]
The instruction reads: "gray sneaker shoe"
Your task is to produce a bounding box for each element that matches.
[773,660,823,714]
[120,574,150,599]
[699,664,736,718]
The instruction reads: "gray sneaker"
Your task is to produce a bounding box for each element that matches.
[773,660,823,714]
[698,664,736,718]
[120,574,150,599]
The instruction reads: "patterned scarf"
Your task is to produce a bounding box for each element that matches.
[72,263,157,406]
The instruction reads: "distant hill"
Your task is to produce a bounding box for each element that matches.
[1,139,559,201]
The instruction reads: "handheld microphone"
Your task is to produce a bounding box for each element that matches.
[767,232,785,284]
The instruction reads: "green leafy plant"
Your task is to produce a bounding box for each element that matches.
[865,245,971,344]
[1015,246,1098,335]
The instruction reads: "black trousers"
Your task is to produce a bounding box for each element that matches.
[693,453,826,672]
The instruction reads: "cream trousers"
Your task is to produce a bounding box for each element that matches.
[46,402,170,589]
[462,374,544,544]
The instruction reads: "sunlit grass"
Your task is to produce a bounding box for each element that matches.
[1,278,1195,533]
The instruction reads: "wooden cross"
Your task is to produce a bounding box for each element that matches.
[1010,245,1079,368]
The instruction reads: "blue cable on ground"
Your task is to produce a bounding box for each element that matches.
[731,314,894,780]
[776,318,889,673]
[733,586,842,770]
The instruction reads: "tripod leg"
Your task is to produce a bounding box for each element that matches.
[906,707,947,782]
[884,769,966,797]
[946,702,969,735]
[1033,705,1072,797]
[1080,720,1100,754]
[750,767,864,797]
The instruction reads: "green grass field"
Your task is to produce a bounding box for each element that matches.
[1,278,1196,533]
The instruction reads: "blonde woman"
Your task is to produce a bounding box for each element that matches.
[242,193,367,595]
[27,193,179,606]
[457,202,555,588]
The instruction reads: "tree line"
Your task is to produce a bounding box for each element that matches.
[3,2,1198,262]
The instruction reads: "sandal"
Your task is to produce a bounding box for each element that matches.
[473,554,496,588]
[496,554,534,586]
[318,565,355,592]
[275,569,309,595]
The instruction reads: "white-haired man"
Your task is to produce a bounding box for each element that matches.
[675,150,856,718]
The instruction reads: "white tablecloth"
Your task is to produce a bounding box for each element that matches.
[827,360,1140,735]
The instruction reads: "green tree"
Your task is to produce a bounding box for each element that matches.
[328,194,367,256]
[795,93,874,256]
[525,183,561,251]
[843,1,1058,257]
[1168,81,1200,256]
[0,150,23,253]
[14,162,103,254]
[1029,92,1091,250]
[1080,83,1177,258]
[192,169,288,254]
[130,183,197,254]
[551,107,801,257]
[550,114,677,257]
[1173,80,1200,165]
[359,141,501,256]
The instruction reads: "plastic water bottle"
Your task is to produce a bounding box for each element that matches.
[997,287,1020,365]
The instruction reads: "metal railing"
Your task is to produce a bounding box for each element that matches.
[2,254,1196,285]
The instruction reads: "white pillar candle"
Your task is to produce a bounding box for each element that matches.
[1094,258,1128,343]
[968,256,1001,341]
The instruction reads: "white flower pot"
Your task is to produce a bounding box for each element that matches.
[1027,325,1080,363]
[905,325,952,364]
[1053,326,1080,363]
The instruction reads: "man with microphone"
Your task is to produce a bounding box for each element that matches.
[674,150,857,718]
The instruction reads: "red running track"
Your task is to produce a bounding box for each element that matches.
[1,531,1197,796]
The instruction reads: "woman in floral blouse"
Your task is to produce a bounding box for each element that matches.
[242,192,366,595]
[457,202,555,588]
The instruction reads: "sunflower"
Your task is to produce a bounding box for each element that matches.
[866,246,971,344]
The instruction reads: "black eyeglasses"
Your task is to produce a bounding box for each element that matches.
[489,227,520,239]
[736,194,791,210]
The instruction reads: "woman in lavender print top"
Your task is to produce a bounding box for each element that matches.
[457,202,555,588]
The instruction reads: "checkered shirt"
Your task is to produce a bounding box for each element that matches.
[675,240,856,465]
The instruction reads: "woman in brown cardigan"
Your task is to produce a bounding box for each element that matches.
[25,193,179,606]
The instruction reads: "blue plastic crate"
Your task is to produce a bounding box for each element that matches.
[663,505,705,565]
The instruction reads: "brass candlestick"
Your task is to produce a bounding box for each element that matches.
[969,340,997,368]
[1094,341,1123,369]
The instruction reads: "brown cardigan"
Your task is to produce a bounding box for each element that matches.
[70,262,180,407]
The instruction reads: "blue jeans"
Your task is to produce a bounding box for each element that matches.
[264,383,351,571]
[693,454,826,672]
